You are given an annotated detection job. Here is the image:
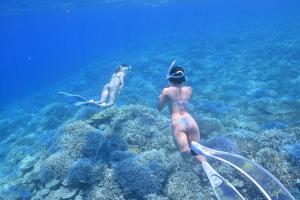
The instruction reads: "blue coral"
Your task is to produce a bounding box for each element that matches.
[58,121,104,158]
[34,130,61,156]
[81,131,106,159]
[115,158,161,198]
[204,135,240,154]
[110,150,134,162]
[67,158,94,185]
[261,120,288,130]
[38,103,73,130]
[99,134,128,161]
[148,160,167,185]
[39,151,73,184]
[0,184,31,200]
[286,143,300,165]
[74,106,99,120]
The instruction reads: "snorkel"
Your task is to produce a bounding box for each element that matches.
[166,60,185,79]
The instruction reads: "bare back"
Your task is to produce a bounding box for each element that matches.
[164,85,192,118]
[158,84,199,142]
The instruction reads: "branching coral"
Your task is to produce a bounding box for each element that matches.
[39,150,73,184]
[0,183,32,200]
[83,167,125,200]
[197,117,224,138]
[255,147,296,188]
[115,158,162,199]
[38,103,73,130]
[99,133,128,162]
[204,135,240,153]
[164,171,210,200]
[73,106,100,121]
[34,130,61,157]
[67,158,103,186]
[59,121,105,159]
[256,129,296,150]
[286,143,300,165]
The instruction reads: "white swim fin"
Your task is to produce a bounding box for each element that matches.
[202,161,245,200]
[74,100,102,108]
[58,92,88,102]
[191,141,295,200]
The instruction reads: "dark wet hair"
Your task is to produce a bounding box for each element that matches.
[120,64,129,67]
[168,66,185,84]
[115,64,129,73]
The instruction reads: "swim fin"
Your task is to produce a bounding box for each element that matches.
[58,92,88,102]
[74,101,102,108]
[74,101,88,107]
[191,141,295,200]
[202,161,245,200]
[58,92,102,108]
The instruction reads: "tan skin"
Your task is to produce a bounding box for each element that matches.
[158,83,206,162]
[99,66,128,108]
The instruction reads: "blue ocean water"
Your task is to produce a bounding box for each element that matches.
[0,0,300,199]
[1,0,299,105]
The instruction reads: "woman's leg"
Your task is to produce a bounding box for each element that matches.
[105,87,118,107]
[172,121,191,160]
[99,84,110,103]
[187,119,200,144]
[188,119,206,162]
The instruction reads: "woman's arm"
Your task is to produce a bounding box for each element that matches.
[120,76,124,89]
[118,71,126,89]
[158,88,168,111]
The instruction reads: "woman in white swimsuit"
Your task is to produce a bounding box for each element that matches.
[99,64,130,108]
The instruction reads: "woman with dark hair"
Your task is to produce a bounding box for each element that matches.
[98,64,130,107]
[158,61,205,163]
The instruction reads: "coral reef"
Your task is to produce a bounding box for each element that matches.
[255,147,296,189]
[39,150,74,184]
[0,100,298,200]
[196,117,224,138]
[164,171,211,200]
[67,158,103,185]
[261,120,289,130]
[0,19,300,199]
[58,120,105,159]
[286,143,300,165]
[0,183,32,200]
[37,103,74,131]
[204,135,240,153]
[115,157,162,199]
[90,105,173,152]
[73,106,100,121]
[256,129,297,150]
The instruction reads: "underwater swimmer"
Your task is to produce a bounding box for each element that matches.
[158,61,206,163]
[98,64,130,108]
